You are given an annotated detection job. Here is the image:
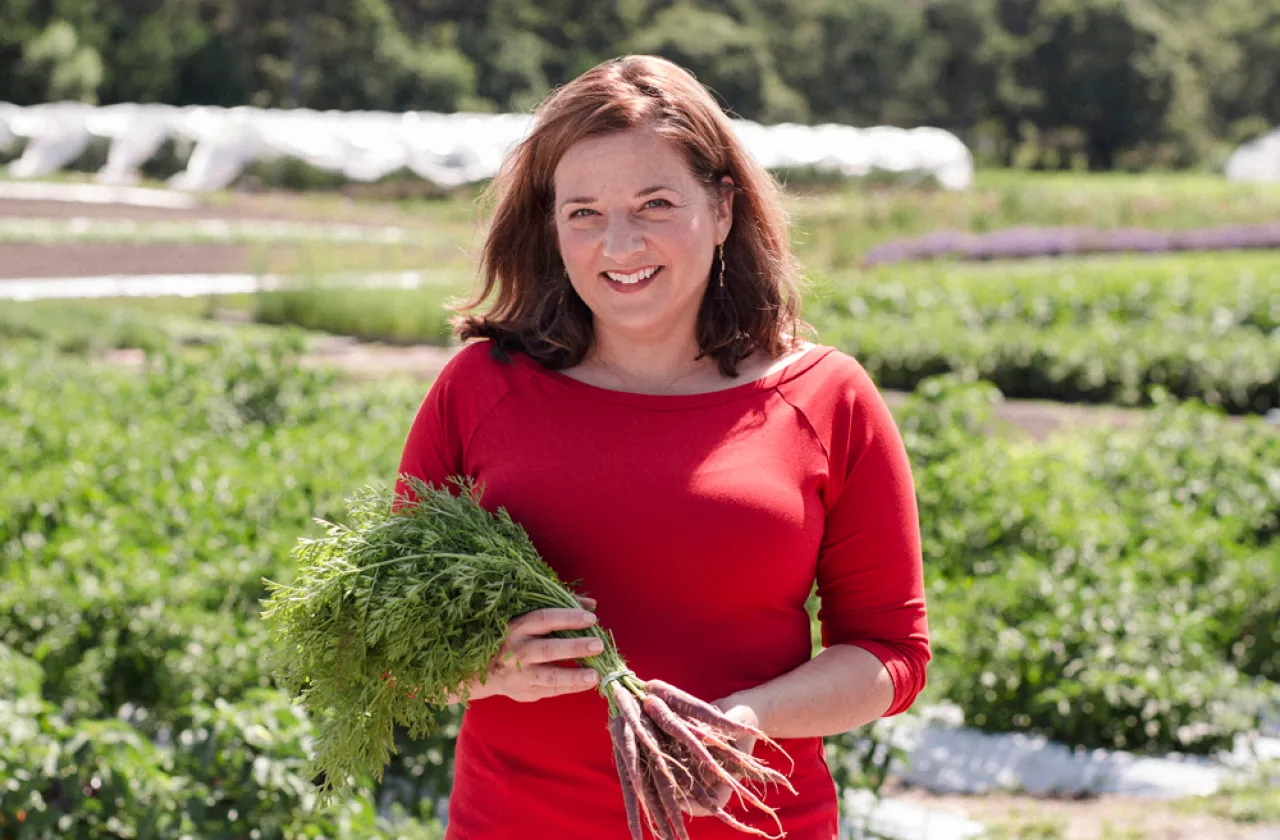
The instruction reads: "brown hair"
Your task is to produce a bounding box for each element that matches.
[454,54,808,376]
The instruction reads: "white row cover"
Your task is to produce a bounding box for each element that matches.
[0,101,974,192]
[1226,128,1280,183]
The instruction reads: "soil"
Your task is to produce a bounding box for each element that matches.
[0,241,261,278]
[884,781,1279,840]
[0,191,443,278]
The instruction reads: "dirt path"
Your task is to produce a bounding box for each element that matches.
[0,241,263,278]
[0,191,442,226]
[885,783,1278,840]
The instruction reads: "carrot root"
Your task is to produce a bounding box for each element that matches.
[643,692,783,835]
[609,716,644,840]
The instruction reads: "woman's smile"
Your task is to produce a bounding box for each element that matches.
[602,265,663,292]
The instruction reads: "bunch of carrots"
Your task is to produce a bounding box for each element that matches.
[261,477,796,838]
[604,673,795,840]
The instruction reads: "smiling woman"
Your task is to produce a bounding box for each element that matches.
[395,55,929,840]
[456,54,804,390]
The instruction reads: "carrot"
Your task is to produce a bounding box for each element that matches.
[638,754,678,840]
[610,717,644,840]
[643,692,783,835]
[609,682,684,796]
[646,749,692,840]
[644,679,793,772]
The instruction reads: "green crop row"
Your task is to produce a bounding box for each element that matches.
[253,283,464,346]
[246,252,1280,414]
[806,253,1280,414]
[0,687,444,839]
[812,252,1280,331]
[1,339,458,836]
[894,378,1278,751]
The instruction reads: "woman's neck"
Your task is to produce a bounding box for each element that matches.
[581,330,719,395]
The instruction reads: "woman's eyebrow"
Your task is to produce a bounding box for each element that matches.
[558,185,675,209]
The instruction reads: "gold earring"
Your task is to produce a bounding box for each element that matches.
[717,243,726,289]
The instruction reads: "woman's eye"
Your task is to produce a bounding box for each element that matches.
[568,208,596,218]
[644,198,673,209]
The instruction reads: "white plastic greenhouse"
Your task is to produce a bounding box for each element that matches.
[1226,128,1280,183]
[0,101,975,192]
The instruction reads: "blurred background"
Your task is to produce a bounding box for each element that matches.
[2,2,1279,839]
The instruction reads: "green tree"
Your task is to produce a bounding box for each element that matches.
[20,19,104,103]
[626,3,807,122]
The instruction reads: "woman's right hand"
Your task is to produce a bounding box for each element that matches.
[458,598,604,703]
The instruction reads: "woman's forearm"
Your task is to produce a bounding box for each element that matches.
[720,643,896,739]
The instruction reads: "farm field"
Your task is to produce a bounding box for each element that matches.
[2,171,1279,839]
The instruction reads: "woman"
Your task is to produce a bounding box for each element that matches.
[395,55,929,840]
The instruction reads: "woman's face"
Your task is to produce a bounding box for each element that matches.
[552,128,732,348]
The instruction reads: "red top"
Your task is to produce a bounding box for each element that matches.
[395,340,929,840]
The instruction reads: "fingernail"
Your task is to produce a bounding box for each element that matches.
[588,639,604,653]
[583,612,597,624]
[585,671,599,683]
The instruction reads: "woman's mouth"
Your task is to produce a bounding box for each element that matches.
[602,265,662,292]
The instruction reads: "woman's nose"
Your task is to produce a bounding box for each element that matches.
[602,216,645,262]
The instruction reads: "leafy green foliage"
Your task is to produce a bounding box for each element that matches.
[0,694,444,839]
[0,335,459,830]
[895,378,1279,752]
[262,477,618,797]
[807,252,1280,414]
[254,284,461,346]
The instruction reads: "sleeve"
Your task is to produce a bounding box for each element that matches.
[815,362,930,717]
[393,355,468,505]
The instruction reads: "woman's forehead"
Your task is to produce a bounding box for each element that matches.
[553,129,697,196]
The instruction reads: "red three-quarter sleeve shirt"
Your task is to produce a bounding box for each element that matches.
[394,339,930,840]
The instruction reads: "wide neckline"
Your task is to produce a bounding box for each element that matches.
[510,344,836,410]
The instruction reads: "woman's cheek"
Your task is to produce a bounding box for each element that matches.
[560,227,600,265]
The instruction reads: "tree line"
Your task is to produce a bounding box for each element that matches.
[2,0,1278,169]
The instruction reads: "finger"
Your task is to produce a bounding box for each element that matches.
[511,607,598,638]
[515,634,606,665]
[520,666,600,692]
[575,595,598,611]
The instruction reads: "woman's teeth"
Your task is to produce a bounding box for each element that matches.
[604,266,660,284]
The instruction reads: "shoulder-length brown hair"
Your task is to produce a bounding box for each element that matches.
[454,54,808,376]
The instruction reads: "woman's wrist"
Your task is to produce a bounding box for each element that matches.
[447,675,493,705]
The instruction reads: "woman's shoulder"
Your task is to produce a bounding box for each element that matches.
[436,338,526,382]
[427,339,536,412]
[784,343,879,401]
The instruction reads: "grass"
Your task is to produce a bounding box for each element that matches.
[253,280,470,345]
[0,297,326,355]
[1172,764,1280,825]
[980,813,1068,839]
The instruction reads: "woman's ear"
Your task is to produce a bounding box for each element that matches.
[715,176,735,242]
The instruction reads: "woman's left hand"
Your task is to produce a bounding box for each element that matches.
[679,697,760,817]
